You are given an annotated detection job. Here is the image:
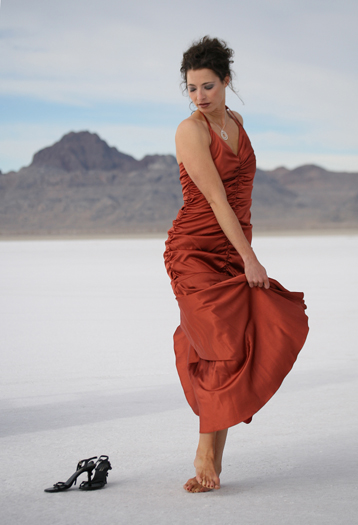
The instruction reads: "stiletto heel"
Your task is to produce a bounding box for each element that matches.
[79,455,112,490]
[44,457,97,493]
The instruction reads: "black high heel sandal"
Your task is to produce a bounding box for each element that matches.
[44,456,97,493]
[79,455,112,490]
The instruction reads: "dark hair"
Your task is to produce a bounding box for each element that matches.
[180,36,235,91]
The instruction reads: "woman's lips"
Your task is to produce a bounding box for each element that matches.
[199,103,210,108]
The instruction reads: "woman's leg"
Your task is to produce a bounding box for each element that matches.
[214,428,228,476]
[184,428,228,492]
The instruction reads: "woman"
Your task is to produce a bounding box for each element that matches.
[164,36,309,493]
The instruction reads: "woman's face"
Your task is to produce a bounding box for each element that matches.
[186,68,228,113]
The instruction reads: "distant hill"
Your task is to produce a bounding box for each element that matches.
[0,131,357,236]
[31,130,137,172]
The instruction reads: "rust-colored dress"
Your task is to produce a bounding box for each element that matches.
[164,109,309,433]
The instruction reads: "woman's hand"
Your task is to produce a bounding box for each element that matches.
[244,256,270,289]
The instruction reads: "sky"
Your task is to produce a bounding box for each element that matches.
[0,0,357,172]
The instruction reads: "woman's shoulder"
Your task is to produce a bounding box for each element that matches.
[176,112,209,140]
[229,109,244,126]
[175,112,211,164]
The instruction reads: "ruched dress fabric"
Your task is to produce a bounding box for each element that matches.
[164,110,309,433]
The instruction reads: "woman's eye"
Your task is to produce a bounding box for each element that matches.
[189,87,196,93]
[205,85,214,90]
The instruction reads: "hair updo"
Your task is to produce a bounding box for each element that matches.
[180,36,235,91]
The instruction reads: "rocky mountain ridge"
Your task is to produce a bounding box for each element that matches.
[1,131,357,236]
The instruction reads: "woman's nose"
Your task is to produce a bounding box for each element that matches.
[196,89,206,101]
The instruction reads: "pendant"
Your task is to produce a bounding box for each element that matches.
[221,130,228,141]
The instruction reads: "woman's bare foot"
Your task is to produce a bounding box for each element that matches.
[183,477,211,493]
[184,459,223,493]
[183,429,228,493]
[194,451,220,490]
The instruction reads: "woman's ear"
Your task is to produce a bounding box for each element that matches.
[224,75,230,88]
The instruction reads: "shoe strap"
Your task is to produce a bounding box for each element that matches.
[76,456,97,470]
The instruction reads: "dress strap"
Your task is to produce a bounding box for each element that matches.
[226,106,242,128]
[200,111,216,145]
[200,112,215,138]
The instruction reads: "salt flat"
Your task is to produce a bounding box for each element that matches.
[0,235,357,525]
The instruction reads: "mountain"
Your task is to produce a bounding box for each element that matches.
[0,131,357,236]
[31,131,138,172]
[252,164,358,229]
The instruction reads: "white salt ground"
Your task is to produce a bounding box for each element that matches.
[0,235,357,525]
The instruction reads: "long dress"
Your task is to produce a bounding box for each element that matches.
[163,109,309,433]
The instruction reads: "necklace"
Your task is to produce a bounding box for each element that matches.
[208,113,228,141]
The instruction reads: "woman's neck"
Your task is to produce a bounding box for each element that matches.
[206,105,228,127]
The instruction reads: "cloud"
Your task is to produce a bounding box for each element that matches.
[0,0,357,171]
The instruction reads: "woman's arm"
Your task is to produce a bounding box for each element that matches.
[176,118,269,289]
